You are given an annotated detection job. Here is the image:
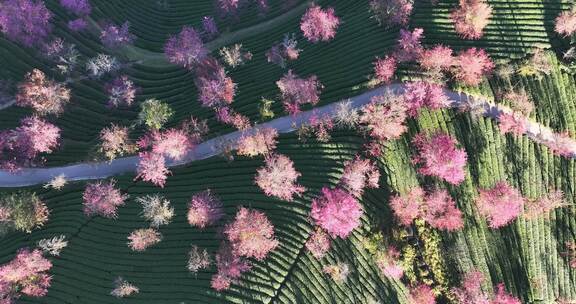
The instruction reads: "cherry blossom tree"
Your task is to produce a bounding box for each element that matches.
[138,99,174,130]
[187,190,224,228]
[373,56,397,84]
[127,228,162,251]
[524,190,567,219]
[219,44,252,68]
[0,0,52,47]
[164,26,208,69]
[300,5,340,43]
[135,152,170,187]
[369,0,413,27]
[452,269,521,304]
[210,244,251,291]
[136,194,174,228]
[266,34,301,68]
[323,262,350,284]
[374,246,404,279]
[311,187,363,238]
[0,248,52,303]
[60,0,91,16]
[555,9,576,37]
[187,245,211,273]
[224,207,279,260]
[503,89,534,115]
[498,112,528,136]
[419,45,454,73]
[475,181,525,228]
[359,93,409,142]
[305,228,331,259]
[110,277,139,298]
[100,21,135,49]
[339,156,380,196]
[301,112,334,142]
[99,124,136,161]
[195,57,236,108]
[255,154,305,201]
[138,128,192,161]
[403,81,449,117]
[237,127,278,157]
[201,16,219,40]
[390,187,425,226]
[42,38,80,75]
[451,0,492,39]
[394,28,424,63]
[453,48,494,86]
[106,75,137,107]
[276,70,322,114]
[68,18,87,31]
[0,192,49,235]
[412,132,468,185]
[214,106,251,130]
[16,69,71,116]
[409,284,436,304]
[82,180,129,218]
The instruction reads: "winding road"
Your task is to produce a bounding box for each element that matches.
[1,84,574,188]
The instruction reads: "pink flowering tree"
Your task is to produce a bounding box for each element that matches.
[127,228,162,251]
[375,246,404,279]
[0,116,61,171]
[412,132,468,185]
[255,154,306,201]
[60,0,91,16]
[0,0,52,47]
[164,26,208,69]
[524,190,567,219]
[201,16,219,40]
[419,45,454,73]
[453,270,521,304]
[300,5,340,43]
[373,56,397,84]
[100,21,135,49]
[451,0,492,39]
[453,48,494,86]
[214,106,251,130]
[302,112,334,142]
[237,127,278,157]
[475,181,525,228]
[369,0,413,28]
[82,180,129,218]
[210,244,251,291]
[409,284,436,304]
[497,112,528,136]
[187,190,224,228]
[195,57,236,108]
[555,9,576,37]
[305,228,331,259]
[266,34,301,68]
[138,128,192,161]
[106,75,137,108]
[339,156,380,196]
[403,81,449,117]
[394,28,424,63]
[16,69,71,116]
[311,187,363,238]
[0,248,52,303]
[68,18,87,31]
[359,93,409,142]
[276,70,323,115]
[390,187,425,226]
[135,152,170,187]
[224,207,279,260]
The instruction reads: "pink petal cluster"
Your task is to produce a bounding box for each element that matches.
[419,45,454,72]
[369,0,413,27]
[394,28,424,63]
[300,5,340,43]
[403,82,449,117]
[0,0,52,47]
[453,48,494,86]
[476,181,525,228]
[187,190,224,228]
[195,57,236,108]
[16,69,71,116]
[360,94,408,142]
[0,116,61,171]
[555,10,576,37]
[100,21,135,49]
[210,244,251,291]
[164,26,208,69]
[277,70,323,115]
[391,187,464,231]
[237,127,278,157]
[255,154,305,201]
[373,56,397,84]
[498,112,528,136]
[0,248,52,303]
[266,34,301,68]
[60,0,91,16]
[409,284,436,304]
[127,228,162,251]
[451,0,492,40]
[310,187,363,238]
[82,180,129,218]
[305,228,331,259]
[224,207,279,260]
[339,156,380,196]
[106,75,137,107]
[412,132,468,184]
[135,152,170,187]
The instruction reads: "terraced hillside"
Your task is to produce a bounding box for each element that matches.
[1,0,576,303]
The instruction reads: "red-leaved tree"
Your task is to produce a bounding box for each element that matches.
[16,69,71,116]
[224,207,279,260]
[255,154,305,201]
[82,180,128,218]
[412,132,468,185]
[475,181,524,228]
[300,5,340,43]
[310,187,363,238]
[451,0,492,39]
